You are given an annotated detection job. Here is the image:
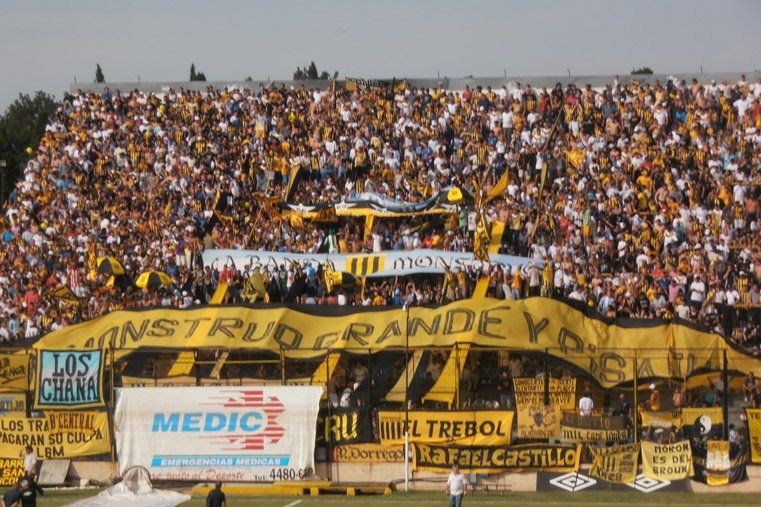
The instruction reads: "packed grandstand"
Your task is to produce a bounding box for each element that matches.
[1,75,758,355]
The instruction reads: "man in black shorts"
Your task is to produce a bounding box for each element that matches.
[206,481,226,507]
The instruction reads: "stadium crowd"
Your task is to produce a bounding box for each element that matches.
[0,75,759,351]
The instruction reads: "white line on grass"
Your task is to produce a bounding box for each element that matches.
[283,500,302,507]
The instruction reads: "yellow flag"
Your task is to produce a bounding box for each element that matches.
[473,213,490,262]
[485,171,510,204]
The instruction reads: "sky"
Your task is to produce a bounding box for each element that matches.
[0,0,759,110]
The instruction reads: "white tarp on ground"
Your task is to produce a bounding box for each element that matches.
[67,467,190,507]
[203,249,541,277]
[114,386,322,482]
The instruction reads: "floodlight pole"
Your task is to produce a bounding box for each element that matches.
[403,303,410,492]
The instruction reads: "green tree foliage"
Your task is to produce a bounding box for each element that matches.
[0,91,59,197]
[293,61,336,80]
[631,66,654,75]
[189,63,207,81]
[95,64,105,83]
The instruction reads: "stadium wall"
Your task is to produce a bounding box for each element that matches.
[69,72,761,94]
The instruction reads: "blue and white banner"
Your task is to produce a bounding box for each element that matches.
[203,249,541,278]
[35,350,104,409]
[114,386,322,482]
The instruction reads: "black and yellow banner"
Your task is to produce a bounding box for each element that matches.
[514,378,575,439]
[316,406,373,446]
[30,298,761,387]
[0,353,29,390]
[377,410,514,446]
[345,255,385,277]
[0,411,111,458]
[641,440,693,480]
[0,458,24,486]
[513,378,576,408]
[692,439,747,486]
[746,408,761,464]
[560,412,628,443]
[590,443,639,484]
[640,407,723,429]
[332,444,404,463]
[516,404,562,440]
[412,442,581,474]
[0,392,26,418]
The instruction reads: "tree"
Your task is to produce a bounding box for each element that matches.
[631,66,654,75]
[189,63,207,82]
[292,61,336,80]
[94,64,105,83]
[0,91,59,197]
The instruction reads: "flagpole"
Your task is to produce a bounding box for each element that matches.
[633,350,638,444]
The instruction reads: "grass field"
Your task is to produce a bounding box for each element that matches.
[39,489,761,506]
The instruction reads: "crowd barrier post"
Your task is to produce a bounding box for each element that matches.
[632,349,638,444]
[108,347,116,462]
[403,305,410,492]
[454,342,460,409]
[326,349,333,482]
[279,347,286,386]
[723,349,729,440]
[543,348,550,405]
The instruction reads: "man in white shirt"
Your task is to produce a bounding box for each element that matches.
[446,464,468,507]
[23,445,37,477]
[579,392,594,416]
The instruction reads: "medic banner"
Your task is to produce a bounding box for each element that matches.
[114,386,322,482]
[377,410,514,446]
[411,443,581,474]
[35,350,104,409]
[316,406,373,446]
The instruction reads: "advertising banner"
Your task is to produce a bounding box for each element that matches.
[35,350,104,409]
[316,406,373,446]
[559,412,628,443]
[114,386,322,482]
[0,411,110,458]
[746,408,761,464]
[0,354,28,390]
[0,392,26,418]
[332,444,404,463]
[412,443,581,473]
[589,443,639,484]
[377,410,514,446]
[640,440,693,480]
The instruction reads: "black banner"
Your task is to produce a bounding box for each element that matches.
[691,439,748,485]
[316,406,373,446]
[412,442,581,473]
[560,412,628,443]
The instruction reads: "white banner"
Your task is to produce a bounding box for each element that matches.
[114,386,322,482]
[203,249,540,278]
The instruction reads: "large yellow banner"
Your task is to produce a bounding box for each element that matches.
[640,407,723,428]
[30,298,761,387]
[513,378,575,439]
[590,443,639,483]
[746,408,761,464]
[641,440,693,480]
[0,411,111,458]
[377,410,514,446]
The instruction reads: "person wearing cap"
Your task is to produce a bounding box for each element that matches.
[446,464,468,507]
